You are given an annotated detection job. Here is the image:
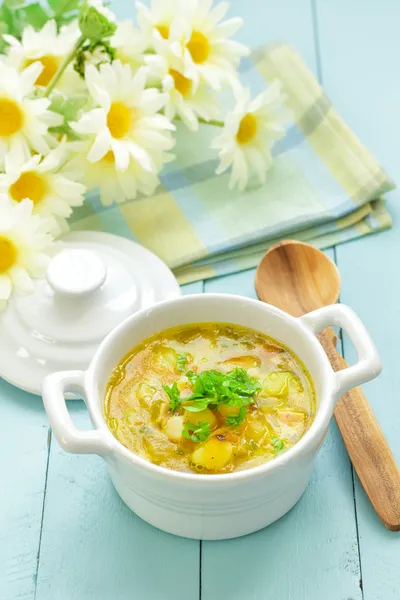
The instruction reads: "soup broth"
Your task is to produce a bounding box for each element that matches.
[105,323,316,474]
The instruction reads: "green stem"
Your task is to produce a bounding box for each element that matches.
[44,34,86,97]
[198,117,224,127]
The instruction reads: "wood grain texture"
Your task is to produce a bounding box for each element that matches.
[35,410,200,600]
[319,328,400,531]
[0,381,49,600]
[315,0,400,597]
[255,240,340,317]
[256,240,400,530]
[201,266,362,600]
[34,283,202,600]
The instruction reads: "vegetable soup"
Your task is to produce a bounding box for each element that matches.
[105,323,316,474]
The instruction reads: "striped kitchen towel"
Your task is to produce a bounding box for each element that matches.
[69,43,395,284]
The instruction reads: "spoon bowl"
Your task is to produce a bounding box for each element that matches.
[255,240,340,316]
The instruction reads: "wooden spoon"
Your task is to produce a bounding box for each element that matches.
[255,239,400,531]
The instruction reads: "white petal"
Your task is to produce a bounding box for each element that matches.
[0,275,12,300]
[140,89,169,113]
[131,66,147,93]
[20,62,44,94]
[230,149,248,191]
[9,266,34,295]
[4,143,27,174]
[215,150,233,175]
[112,141,130,171]
[126,141,154,171]
[3,34,20,47]
[53,176,86,199]
[207,1,229,24]
[70,109,106,135]
[92,83,111,112]
[133,129,174,150]
[139,114,175,131]
[214,17,243,39]
[88,128,112,163]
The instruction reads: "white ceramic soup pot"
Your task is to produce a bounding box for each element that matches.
[42,294,381,540]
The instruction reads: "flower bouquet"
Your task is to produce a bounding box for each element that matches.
[0,0,289,309]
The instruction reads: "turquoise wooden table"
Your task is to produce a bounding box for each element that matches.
[1,0,400,598]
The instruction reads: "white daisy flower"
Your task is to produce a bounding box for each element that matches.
[110,21,148,72]
[0,198,54,310]
[0,62,63,166]
[212,81,290,191]
[136,0,184,44]
[0,142,86,231]
[169,0,250,89]
[82,148,163,206]
[146,46,220,131]
[70,60,175,173]
[3,20,83,93]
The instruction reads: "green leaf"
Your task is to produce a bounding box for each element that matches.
[163,382,181,412]
[48,0,81,15]
[4,0,25,8]
[1,4,20,38]
[22,4,49,29]
[0,11,10,52]
[225,406,247,427]
[48,94,88,140]
[186,370,197,385]
[182,421,210,443]
[183,397,214,412]
[176,352,187,372]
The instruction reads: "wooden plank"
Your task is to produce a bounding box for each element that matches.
[314,1,400,598]
[201,263,362,600]
[35,289,203,600]
[181,281,204,295]
[0,381,49,600]
[35,407,200,600]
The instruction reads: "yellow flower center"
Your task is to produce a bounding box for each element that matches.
[102,150,115,163]
[107,102,132,139]
[10,171,47,205]
[169,69,192,96]
[155,24,170,39]
[236,113,258,145]
[0,236,17,274]
[187,31,210,64]
[26,55,60,87]
[0,98,24,137]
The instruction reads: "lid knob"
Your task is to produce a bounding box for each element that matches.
[47,249,107,298]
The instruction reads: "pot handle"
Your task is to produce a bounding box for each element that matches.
[300,304,382,397]
[42,371,112,456]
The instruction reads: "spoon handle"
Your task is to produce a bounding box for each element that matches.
[318,327,400,531]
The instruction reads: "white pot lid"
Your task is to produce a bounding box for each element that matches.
[0,231,180,396]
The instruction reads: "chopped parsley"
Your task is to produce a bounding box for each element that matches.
[177,352,188,372]
[184,368,261,411]
[186,370,197,385]
[164,368,261,432]
[163,381,181,412]
[182,421,211,443]
[225,406,247,427]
